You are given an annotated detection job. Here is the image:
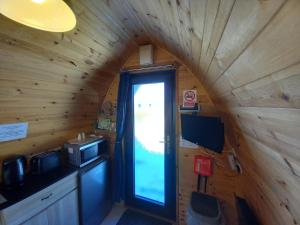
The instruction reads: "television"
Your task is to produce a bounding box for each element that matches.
[181,114,224,153]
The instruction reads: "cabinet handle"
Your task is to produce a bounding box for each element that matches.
[41,193,53,201]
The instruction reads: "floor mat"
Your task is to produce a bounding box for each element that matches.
[116,209,172,225]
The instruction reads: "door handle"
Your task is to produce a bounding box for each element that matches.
[41,193,53,201]
[166,135,170,154]
[159,136,171,154]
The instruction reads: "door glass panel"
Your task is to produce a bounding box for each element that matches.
[133,82,165,204]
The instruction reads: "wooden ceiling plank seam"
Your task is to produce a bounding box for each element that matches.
[0,78,105,96]
[0,31,121,79]
[131,0,171,49]
[207,0,287,86]
[241,133,300,219]
[149,0,187,60]
[0,23,108,72]
[190,0,206,72]
[203,0,237,85]
[74,7,130,53]
[0,126,95,156]
[0,89,99,101]
[150,0,178,51]
[122,0,156,40]
[76,0,132,41]
[196,0,208,78]
[222,0,300,89]
[0,65,112,90]
[109,0,145,38]
[198,0,219,81]
[0,49,103,80]
[230,73,300,109]
[137,0,170,48]
[210,0,288,88]
[157,0,182,49]
[200,0,236,83]
[235,113,300,166]
[1,1,300,225]
[217,59,300,100]
[169,0,192,60]
[0,10,128,68]
[174,0,193,60]
[86,0,134,41]
[239,160,296,225]
[0,37,100,74]
[153,0,185,61]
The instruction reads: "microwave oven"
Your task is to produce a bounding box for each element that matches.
[65,138,107,167]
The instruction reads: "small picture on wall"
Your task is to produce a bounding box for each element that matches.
[183,90,197,108]
[97,118,112,130]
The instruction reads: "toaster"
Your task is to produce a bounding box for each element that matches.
[30,151,61,175]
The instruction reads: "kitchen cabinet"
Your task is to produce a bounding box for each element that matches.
[0,172,79,225]
[21,211,48,225]
[46,189,79,225]
[22,189,79,225]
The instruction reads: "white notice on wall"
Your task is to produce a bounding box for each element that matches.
[0,122,28,142]
[180,135,198,149]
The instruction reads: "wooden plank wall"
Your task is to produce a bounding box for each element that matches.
[108,1,300,224]
[0,1,137,166]
[101,47,240,225]
[1,0,299,224]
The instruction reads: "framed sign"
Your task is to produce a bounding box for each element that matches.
[0,122,28,142]
[183,90,197,108]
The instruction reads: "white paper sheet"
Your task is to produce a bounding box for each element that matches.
[179,135,198,149]
[0,122,28,142]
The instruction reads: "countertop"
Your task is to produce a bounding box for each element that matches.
[0,165,77,210]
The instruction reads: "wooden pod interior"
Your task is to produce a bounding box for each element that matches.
[0,1,299,225]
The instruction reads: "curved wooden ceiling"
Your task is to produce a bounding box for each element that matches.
[1,0,299,224]
[70,0,300,110]
[86,1,299,224]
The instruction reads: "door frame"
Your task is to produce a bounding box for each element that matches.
[124,69,176,220]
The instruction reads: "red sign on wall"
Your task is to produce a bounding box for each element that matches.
[183,90,197,108]
[194,155,213,176]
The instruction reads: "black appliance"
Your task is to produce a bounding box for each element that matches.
[78,157,112,225]
[65,138,107,167]
[2,155,26,188]
[30,151,61,175]
[181,114,224,153]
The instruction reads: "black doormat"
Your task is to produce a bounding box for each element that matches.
[116,209,172,225]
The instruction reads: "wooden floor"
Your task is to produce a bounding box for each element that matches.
[100,204,126,225]
[101,204,176,225]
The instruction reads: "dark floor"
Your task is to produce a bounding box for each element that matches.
[100,205,175,225]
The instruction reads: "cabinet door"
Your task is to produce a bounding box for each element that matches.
[1,173,78,225]
[46,189,79,225]
[21,210,48,225]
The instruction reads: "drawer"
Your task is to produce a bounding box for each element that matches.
[0,172,78,225]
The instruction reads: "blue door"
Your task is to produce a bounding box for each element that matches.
[125,69,176,220]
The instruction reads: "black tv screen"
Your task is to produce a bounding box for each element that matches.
[181,114,224,153]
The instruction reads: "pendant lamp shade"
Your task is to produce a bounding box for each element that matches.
[0,0,76,32]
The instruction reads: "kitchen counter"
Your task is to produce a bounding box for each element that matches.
[0,165,77,210]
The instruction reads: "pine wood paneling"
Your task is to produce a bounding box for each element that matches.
[101,47,239,225]
[1,1,300,224]
[0,0,137,164]
[109,1,300,224]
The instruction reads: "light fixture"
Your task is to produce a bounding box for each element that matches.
[0,0,76,32]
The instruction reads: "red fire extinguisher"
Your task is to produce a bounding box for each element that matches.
[194,155,213,192]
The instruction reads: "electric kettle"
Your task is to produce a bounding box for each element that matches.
[2,155,26,188]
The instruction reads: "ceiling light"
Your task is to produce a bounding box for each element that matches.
[32,0,46,4]
[0,0,76,32]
